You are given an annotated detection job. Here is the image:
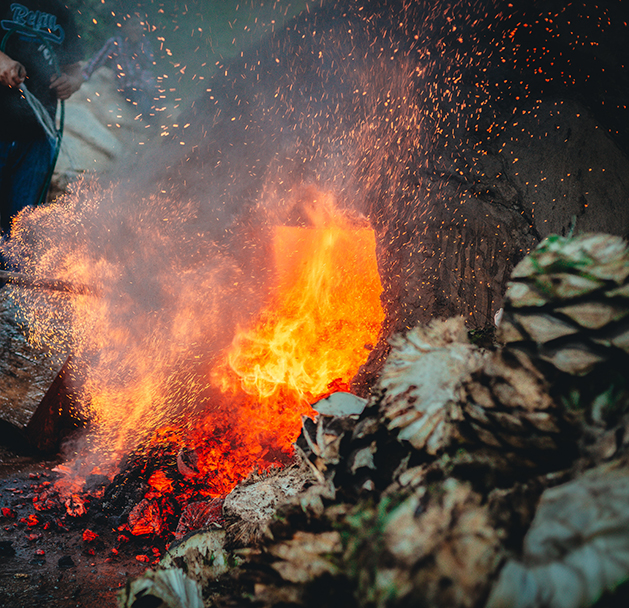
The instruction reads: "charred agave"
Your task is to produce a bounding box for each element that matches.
[461,233,629,467]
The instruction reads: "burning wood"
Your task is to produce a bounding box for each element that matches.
[0,269,97,296]
[128,499,166,537]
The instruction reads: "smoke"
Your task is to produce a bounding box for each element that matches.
[2,0,504,481]
[4,175,251,476]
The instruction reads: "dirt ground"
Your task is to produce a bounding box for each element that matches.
[0,451,149,608]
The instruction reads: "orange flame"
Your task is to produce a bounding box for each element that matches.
[191,194,385,494]
[8,183,383,502]
[219,222,383,401]
[214,204,383,401]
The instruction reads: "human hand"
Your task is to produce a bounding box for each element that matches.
[50,63,83,99]
[0,51,26,87]
[49,73,74,100]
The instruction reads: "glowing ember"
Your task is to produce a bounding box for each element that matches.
[128,499,165,536]
[65,494,89,518]
[147,470,175,495]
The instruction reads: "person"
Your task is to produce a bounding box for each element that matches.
[0,0,84,238]
[82,14,159,125]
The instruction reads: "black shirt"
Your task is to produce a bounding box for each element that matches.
[0,0,83,140]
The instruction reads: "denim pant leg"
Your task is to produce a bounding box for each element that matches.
[0,137,55,235]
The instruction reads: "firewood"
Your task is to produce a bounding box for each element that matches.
[24,356,87,454]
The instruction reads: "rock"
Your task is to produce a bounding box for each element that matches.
[489,100,629,241]
[57,555,75,568]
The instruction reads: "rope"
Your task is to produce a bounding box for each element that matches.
[19,81,58,142]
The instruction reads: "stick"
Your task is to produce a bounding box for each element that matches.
[0,269,97,296]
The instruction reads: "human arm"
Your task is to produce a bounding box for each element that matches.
[0,50,26,87]
[50,62,83,100]
[81,37,118,81]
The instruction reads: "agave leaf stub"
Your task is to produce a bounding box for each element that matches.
[534,273,604,300]
[556,301,629,330]
[486,463,629,608]
[539,345,607,375]
[514,312,579,343]
[505,282,547,308]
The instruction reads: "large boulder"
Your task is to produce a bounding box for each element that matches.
[52,67,162,190]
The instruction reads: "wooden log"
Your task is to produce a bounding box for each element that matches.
[0,269,97,296]
[24,356,88,454]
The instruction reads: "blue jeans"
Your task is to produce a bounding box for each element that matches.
[0,137,55,235]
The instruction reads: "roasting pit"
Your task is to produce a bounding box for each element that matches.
[2,0,629,607]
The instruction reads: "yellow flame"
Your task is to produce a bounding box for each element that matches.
[214,194,384,405]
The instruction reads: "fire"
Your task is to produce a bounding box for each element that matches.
[7,183,384,524]
[110,193,385,521]
[217,218,384,403]
[190,194,385,495]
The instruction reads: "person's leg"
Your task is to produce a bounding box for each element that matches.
[0,137,54,269]
[9,137,56,224]
[0,140,15,236]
